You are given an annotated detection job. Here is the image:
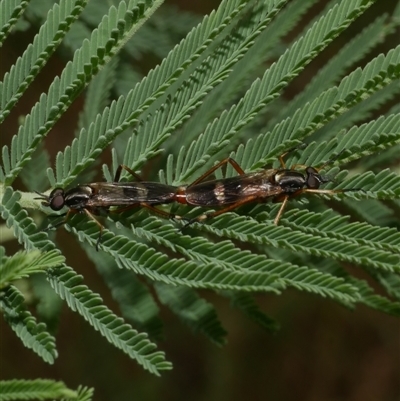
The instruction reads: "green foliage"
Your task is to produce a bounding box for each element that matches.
[67,386,94,401]
[269,11,397,129]
[65,215,282,292]
[0,187,53,250]
[1,0,165,185]
[223,291,280,332]
[0,248,64,288]
[173,0,379,183]
[0,0,399,389]
[46,263,172,375]
[0,379,78,400]
[0,0,29,45]
[83,243,164,338]
[0,0,89,124]
[155,282,228,345]
[52,0,259,187]
[181,0,318,146]
[0,285,58,363]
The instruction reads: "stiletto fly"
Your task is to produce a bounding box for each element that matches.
[36,151,359,249]
[35,165,182,250]
[171,151,358,226]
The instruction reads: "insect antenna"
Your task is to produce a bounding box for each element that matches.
[317,150,366,193]
[34,190,51,206]
[38,213,69,234]
[34,190,47,199]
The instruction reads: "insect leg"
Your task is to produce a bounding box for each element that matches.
[274,187,363,224]
[47,212,68,221]
[278,153,288,169]
[278,143,307,168]
[111,204,140,213]
[273,195,289,225]
[188,158,245,188]
[316,149,346,172]
[42,211,73,231]
[114,164,143,182]
[182,195,258,229]
[300,189,340,195]
[112,203,186,221]
[139,203,186,221]
[290,149,347,173]
[286,150,346,172]
[300,188,365,195]
[81,208,105,251]
[272,188,340,223]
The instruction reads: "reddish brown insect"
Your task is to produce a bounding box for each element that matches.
[172,151,352,226]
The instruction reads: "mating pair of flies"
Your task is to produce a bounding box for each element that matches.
[36,150,354,249]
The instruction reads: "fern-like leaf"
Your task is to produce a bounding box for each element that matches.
[110,214,360,303]
[20,143,51,192]
[0,187,54,250]
[224,291,280,332]
[155,282,227,345]
[64,216,283,292]
[0,0,88,124]
[198,213,399,272]
[342,198,396,227]
[272,12,394,127]
[354,278,400,316]
[83,244,163,338]
[51,211,285,294]
[337,169,400,198]
[1,0,164,185]
[238,45,400,171]
[117,0,289,177]
[121,4,202,61]
[0,285,58,363]
[375,271,400,301]
[317,260,400,316]
[0,379,76,400]
[64,385,94,401]
[50,0,254,187]
[1,188,170,374]
[46,264,172,375]
[315,81,400,141]
[181,0,318,145]
[280,208,400,254]
[174,0,376,183]
[0,0,29,46]
[76,56,118,132]
[0,249,64,288]
[31,274,63,334]
[1,0,399,382]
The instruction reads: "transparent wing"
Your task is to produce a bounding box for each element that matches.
[88,182,177,206]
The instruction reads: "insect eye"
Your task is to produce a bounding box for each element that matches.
[307,175,320,189]
[305,167,321,189]
[49,188,65,211]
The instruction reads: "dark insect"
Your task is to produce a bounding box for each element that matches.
[35,165,181,250]
[172,150,358,227]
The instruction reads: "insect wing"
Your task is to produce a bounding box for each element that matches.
[186,171,281,206]
[87,182,176,207]
[125,182,178,204]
